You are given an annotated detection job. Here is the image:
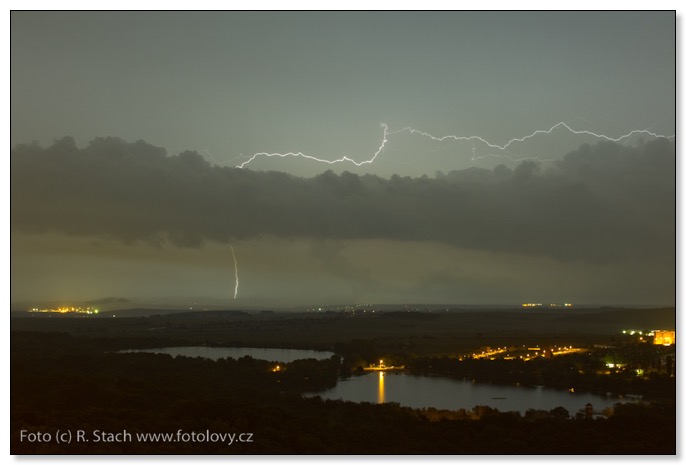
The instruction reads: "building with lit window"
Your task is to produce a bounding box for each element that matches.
[653,330,675,346]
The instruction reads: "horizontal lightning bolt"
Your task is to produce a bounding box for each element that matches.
[396,122,674,151]
[235,122,674,170]
[236,124,390,169]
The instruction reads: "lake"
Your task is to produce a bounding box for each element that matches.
[123,347,635,414]
[310,371,634,414]
[122,346,335,363]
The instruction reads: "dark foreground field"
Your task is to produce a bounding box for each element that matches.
[11,307,676,454]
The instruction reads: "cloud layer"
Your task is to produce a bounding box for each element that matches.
[11,136,675,264]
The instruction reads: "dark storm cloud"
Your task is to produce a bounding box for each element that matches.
[11,136,674,263]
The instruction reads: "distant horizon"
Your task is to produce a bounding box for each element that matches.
[9,297,676,312]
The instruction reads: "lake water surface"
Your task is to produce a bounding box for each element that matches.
[123,346,334,363]
[310,371,632,414]
[124,347,633,413]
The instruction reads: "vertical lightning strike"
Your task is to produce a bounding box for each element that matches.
[230,245,239,300]
[234,122,674,170]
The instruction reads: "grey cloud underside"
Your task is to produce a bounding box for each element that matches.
[11,137,674,263]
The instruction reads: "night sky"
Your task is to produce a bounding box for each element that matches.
[10,11,675,307]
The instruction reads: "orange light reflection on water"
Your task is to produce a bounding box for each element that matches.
[378,371,385,404]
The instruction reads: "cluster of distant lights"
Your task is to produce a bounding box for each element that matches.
[304,304,577,313]
[623,329,675,346]
[521,303,573,308]
[305,304,373,313]
[304,305,464,315]
[28,306,99,315]
[463,345,582,361]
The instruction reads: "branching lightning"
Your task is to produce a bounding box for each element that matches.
[230,245,239,300]
[235,122,674,170]
[394,122,674,152]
